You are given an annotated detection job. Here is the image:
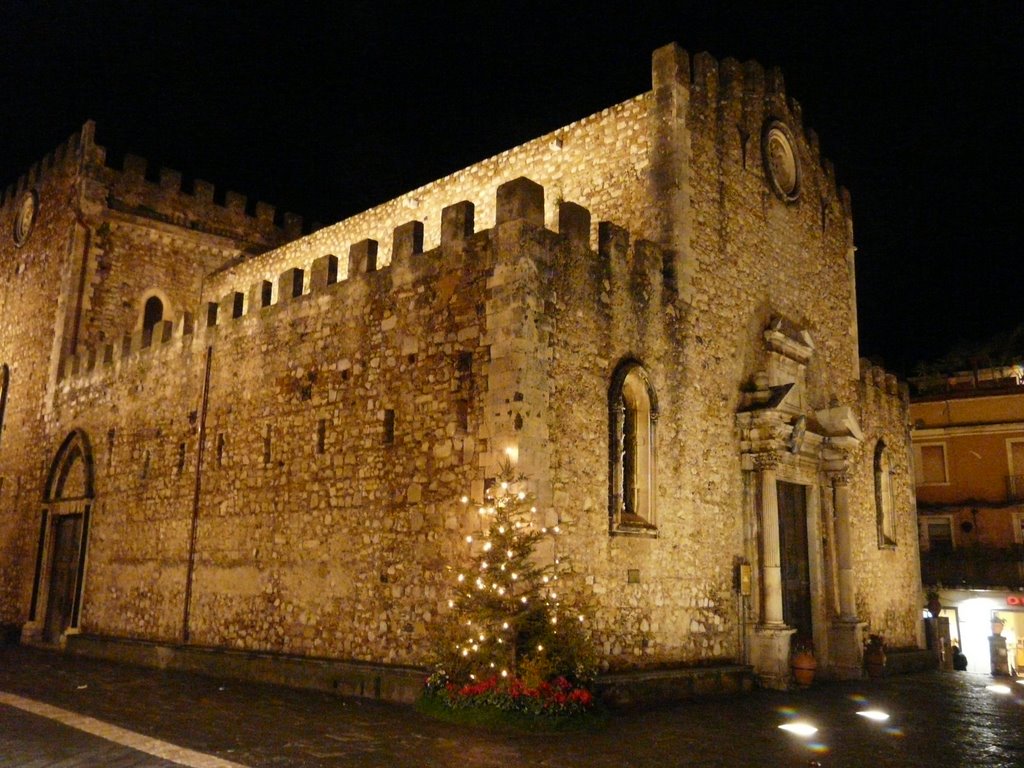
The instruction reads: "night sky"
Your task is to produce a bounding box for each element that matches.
[2,2,1021,377]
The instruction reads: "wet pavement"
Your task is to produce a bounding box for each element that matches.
[1,645,1023,767]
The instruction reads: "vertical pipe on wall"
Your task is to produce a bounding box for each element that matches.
[182,345,213,643]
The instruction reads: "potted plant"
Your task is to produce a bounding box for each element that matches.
[992,614,1005,637]
[864,633,886,678]
[790,637,817,687]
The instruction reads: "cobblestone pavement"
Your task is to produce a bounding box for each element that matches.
[2,645,1023,767]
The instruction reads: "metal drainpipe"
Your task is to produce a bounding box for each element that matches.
[182,345,213,643]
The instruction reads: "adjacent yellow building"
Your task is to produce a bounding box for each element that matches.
[910,366,1024,674]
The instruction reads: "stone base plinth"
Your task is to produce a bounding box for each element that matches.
[66,633,427,703]
[827,618,866,680]
[596,665,755,708]
[748,625,796,690]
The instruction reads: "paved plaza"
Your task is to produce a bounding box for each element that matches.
[1,645,1022,767]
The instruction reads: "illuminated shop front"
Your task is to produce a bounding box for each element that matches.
[933,588,1024,676]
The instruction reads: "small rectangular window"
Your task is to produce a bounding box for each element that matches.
[216,433,225,467]
[914,444,947,485]
[263,424,272,465]
[456,400,469,431]
[316,419,326,454]
[383,409,395,444]
[176,442,186,474]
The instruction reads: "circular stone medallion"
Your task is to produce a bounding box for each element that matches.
[763,122,800,202]
[13,190,38,246]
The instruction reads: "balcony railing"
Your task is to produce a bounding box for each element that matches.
[1007,474,1024,501]
[921,545,1024,589]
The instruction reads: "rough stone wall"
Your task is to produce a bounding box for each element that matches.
[0,135,84,622]
[52,216,506,662]
[72,124,294,354]
[538,56,863,669]
[851,367,921,647]
[0,47,923,673]
[0,122,296,626]
[73,221,233,352]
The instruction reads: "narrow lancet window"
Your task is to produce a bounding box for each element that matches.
[609,361,658,533]
[875,441,897,547]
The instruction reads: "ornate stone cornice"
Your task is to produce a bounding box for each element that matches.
[828,470,852,486]
[753,451,782,471]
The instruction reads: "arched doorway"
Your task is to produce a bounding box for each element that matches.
[28,430,94,645]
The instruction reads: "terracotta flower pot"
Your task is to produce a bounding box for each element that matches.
[864,633,887,678]
[865,647,886,678]
[791,651,817,687]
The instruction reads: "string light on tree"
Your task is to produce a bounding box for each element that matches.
[440,461,589,682]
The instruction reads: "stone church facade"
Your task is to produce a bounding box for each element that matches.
[0,44,921,690]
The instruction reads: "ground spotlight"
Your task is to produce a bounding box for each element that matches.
[856,709,890,721]
[779,722,818,737]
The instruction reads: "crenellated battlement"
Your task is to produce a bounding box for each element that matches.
[204,44,848,296]
[1,122,305,247]
[79,122,305,245]
[672,45,849,216]
[56,176,669,393]
[859,358,910,404]
[0,127,86,212]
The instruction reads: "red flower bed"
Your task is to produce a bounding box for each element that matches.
[426,672,594,716]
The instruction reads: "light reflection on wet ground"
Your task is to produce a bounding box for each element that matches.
[1,647,1023,767]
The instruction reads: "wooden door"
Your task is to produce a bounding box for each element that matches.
[777,482,812,640]
[43,514,82,644]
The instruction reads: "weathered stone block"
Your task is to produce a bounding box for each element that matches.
[392,221,424,261]
[558,201,591,248]
[441,201,475,243]
[496,177,544,226]
[349,239,378,274]
[598,221,629,262]
[277,268,304,302]
[311,255,339,291]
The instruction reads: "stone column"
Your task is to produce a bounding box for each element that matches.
[833,472,857,620]
[748,452,793,690]
[827,467,867,679]
[758,454,785,626]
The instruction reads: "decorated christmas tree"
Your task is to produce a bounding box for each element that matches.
[426,463,596,714]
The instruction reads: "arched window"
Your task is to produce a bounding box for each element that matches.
[142,295,164,333]
[609,361,658,533]
[875,441,897,547]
